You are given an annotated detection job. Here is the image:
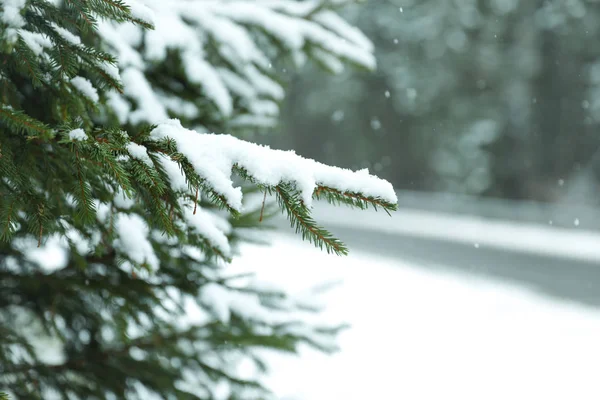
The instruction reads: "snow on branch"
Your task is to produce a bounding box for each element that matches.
[152,119,397,211]
[151,119,397,255]
[100,0,375,128]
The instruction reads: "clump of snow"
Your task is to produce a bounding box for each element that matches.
[217,68,256,98]
[13,235,68,272]
[311,48,345,74]
[151,119,397,210]
[71,76,99,103]
[97,0,374,127]
[181,204,232,256]
[156,153,189,192]
[113,213,159,272]
[158,93,199,120]
[181,51,233,117]
[18,30,52,56]
[50,23,81,45]
[68,128,87,141]
[121,67,168,124]
[208,2,375,69]
[229,114,278,129]
[96,22,144,68]
[124,0,156,26]
[244,65,285,100]
[313,11,374,53]
[1,0,26,28]
[107,92,131,124]
[95,200,111,223]
[62,224,93,255]
[114,189,135,209]
[98,61,121,81]
[248,100,278,116]
[126,142,153,167]
[200,282,286,325]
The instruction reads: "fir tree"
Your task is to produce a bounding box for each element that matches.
[0,1,396,399]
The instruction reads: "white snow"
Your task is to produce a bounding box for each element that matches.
[181,204,232,256]
[229,114,278,129]
[244,65,285,100]
[96,22,144,69]
[121,67,168,124]
[98,61,121,81]
[68,128,87,141]
[210,3,304,51]
[18,30,52,56]
[114,189,135,209]
[200,283,260,324]
[106,92,131,124]
[313,10,374,53]
[205,2,374,69]
[158,93,199,120]
[184,6,269,67]
[181,51,233,117]
[124,0,156,26]
[150,119,397,211]
[70,76,99,103]
[248,99,279,116]
[50,23,81,46]
[230,236,600,400]
[126,142,153,167]
[13,235,67,272]
[1,0,26,28]
[311,48,345,74]
[156,153,189,192]
[217,68,256,98]
[113,212,159,272]
[96,0,374,126]
[311,203,600,263]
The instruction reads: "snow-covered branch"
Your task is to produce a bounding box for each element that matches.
[100,0,375,130]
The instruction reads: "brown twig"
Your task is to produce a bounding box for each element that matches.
[259,190,267,222]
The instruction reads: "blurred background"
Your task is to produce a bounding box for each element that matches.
[241,3,600,397]
[264,0,600,222]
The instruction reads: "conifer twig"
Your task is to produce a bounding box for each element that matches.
[259,190,267,222]
[275,185,348,255]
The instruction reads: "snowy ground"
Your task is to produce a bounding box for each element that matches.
[231,235,600,400]
[310,204,600,263]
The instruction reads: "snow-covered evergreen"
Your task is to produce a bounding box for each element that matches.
[0,0,395,398]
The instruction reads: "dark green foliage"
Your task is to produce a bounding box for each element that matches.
[0,0,395,398]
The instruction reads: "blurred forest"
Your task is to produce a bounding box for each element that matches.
[270,0,600,206]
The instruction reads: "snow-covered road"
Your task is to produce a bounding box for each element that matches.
[231,236,600,400]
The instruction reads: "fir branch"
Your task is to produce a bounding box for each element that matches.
[162,149,240,217]
[275,184,348,255]
[186,231,230,262]
[13,39,44,88]
[89,0,154,29]
[88,142,132,193]
[72,147,96,224]
[64,0,98,30]
[0,198,18,241]
[0,106,51,137]
[90,64,123,93]
[313,185,397,215]
[36,203,45,247]
[305,0,332,18]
